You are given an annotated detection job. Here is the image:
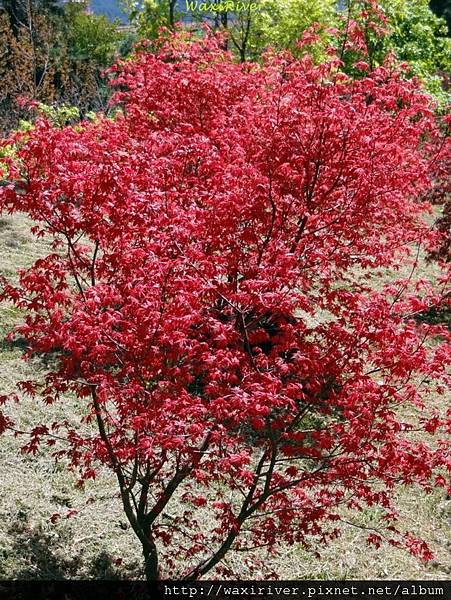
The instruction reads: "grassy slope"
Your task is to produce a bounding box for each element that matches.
[0,213,449,580]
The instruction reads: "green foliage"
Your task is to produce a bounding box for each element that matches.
[429,0,451,35]
[244,0,337,60]
[33,103,81,127]
[125,0,179,39]
[339,0,450,104]
[230,0,450,100]
[64,1,123,65]
[382,0,450,101]
[0,144,15,180]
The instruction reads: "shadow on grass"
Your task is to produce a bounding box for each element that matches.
[5,513,79,580]
[4,512,125,580]
[0,336,29,352]
[88,551,123,580]
[414,305,451,330]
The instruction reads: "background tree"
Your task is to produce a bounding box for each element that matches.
[0,0,124,135]
[429,0,451,35]
[130,0,338,62]
[243,0,337,61]
[126,0,179,38]
[61,1,124,115]
[0,0,62,35]
[65,2,122,66]
[337,0,450,102]
[0,3,65,134]
[0,32,449,580]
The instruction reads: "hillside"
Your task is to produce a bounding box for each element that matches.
[89,0,127,21]
[87,0,190,22]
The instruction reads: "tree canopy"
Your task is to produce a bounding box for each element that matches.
[1,31,449,579]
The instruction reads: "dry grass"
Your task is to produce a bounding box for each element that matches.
[0,213,449,580]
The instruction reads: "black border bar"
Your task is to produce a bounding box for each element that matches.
[0,581,449,600]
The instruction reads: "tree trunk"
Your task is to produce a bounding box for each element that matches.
[140,518,159,581]
[143,537,159,581]
[169,0,176,29]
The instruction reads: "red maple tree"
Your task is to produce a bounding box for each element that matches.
[0,32,450,580]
